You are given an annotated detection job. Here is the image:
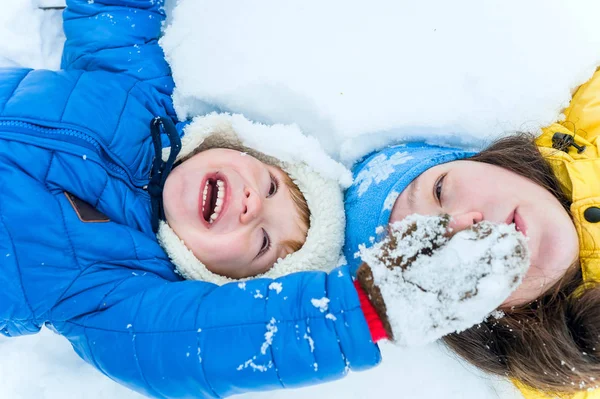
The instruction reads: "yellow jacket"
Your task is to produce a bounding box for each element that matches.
[517,69,600,399]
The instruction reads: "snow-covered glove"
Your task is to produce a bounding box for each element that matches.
[355,214,530,347]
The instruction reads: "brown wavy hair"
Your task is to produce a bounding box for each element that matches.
[442,133,600,396]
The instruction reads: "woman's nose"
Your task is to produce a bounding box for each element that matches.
[448,212,483,234]
[240,187,263,224]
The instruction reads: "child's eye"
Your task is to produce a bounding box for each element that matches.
[258,228,271,257]
[434,174,446,205]
[267,173,279,198]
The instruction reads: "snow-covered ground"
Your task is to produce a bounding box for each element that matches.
[2,0,600,398]
[0,0,64,70]
[1,329,521,399]
[162,0,600,161]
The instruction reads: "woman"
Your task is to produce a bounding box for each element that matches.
[343,68,600,398]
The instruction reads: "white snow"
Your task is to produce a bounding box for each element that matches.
[268,282,283,294]
[0,328,146,399]
[2,0,588,397]
[0,329,523,398]
[161,0,600,164]
[310,297,330,313]
[358,215,530,347]
[260,318,278,355]
[0,0,64,70]
[237,357,273,373]
[303,333,315,353]
[205,113,353,187]
[238,318,278,372]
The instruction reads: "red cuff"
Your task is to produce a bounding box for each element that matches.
[354,281,389,343]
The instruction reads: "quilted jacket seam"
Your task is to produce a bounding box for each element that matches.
[62,306,364,334]
[94,175,110,208]
[0,69,31,116]
[264,285,285,388]
[109,79,141,148]
[129,290,166,399]
[94,276,137,313]
[193,301,220,398]
[0,195,36,320]
[124,225,141,261]
[56,187,84,271]
[83,325,103,374]
[327,283,349,371]
[49,267,86,320]
[66,38,157,73]
[335,305,350,368]
[59,72,84,122]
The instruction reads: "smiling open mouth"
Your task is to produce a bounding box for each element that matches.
[202,178,225,223]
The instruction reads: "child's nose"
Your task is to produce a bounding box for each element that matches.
[240,187,263,224]
[447,212,483,235]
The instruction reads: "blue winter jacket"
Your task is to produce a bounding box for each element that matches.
[0,0,380,397]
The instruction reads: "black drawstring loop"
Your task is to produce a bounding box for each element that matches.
[552,132,586,154]
[149,116,182,233]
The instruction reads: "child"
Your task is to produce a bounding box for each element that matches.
[343,67,600,398]
[0,0,379,397]
[156,112,347,285]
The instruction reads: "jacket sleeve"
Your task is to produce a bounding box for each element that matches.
[50,265,381,399]
[61,0,170,83]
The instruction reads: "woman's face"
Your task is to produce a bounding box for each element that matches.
[390,160,579,306]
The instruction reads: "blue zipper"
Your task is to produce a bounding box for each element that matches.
[0,119,146,189]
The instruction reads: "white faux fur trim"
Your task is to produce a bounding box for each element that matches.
[157,113,347,285]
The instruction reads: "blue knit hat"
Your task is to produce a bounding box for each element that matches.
[343,142,476,274]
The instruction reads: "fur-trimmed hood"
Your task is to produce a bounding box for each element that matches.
[158,112,351,285]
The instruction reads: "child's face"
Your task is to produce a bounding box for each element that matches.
[162,149,308,279]
[389,160,579,306]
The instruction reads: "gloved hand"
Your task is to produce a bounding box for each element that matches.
[355,214,530,347]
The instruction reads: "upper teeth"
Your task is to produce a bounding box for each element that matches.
[203,179,225,223]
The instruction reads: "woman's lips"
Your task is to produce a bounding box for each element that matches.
[513,210,527,236]
[505,208,527,236]
[505,210,515,226]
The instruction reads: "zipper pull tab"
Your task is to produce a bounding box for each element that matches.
[552,132,586,154]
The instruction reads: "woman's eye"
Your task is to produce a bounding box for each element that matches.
[267,173,279,197]
[434,174,446,204]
